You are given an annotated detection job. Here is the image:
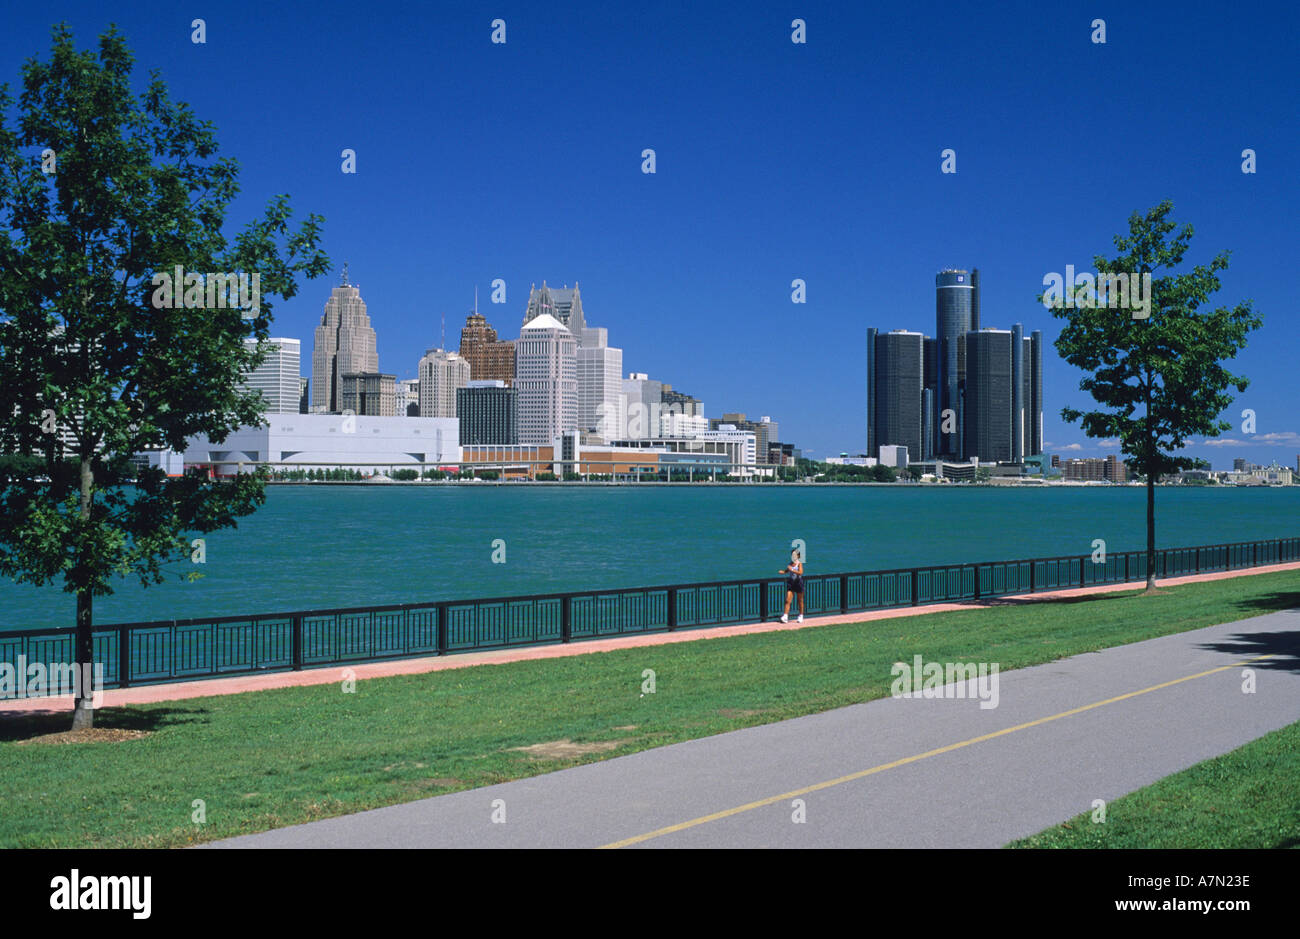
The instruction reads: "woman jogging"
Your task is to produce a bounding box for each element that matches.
[779,547,805,623]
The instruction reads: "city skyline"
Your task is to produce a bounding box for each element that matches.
[12,2,1289,463]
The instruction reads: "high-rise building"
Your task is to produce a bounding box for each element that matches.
[240,337,301,415]
[459,311,516,386]
[576,327,623,441]
[312,274,378,413]
[298,377,309,414]
[396,378,419,417]
[457,380,518,445]
[935,269,978,458]
[516,314,577,445]
[339,371,396,417]
[523,282,586,340]
[622,373,663,439]
[417,349,470,419]
[962,329,1013,463]
[1025,330,1043,456]
[712,413,780,463]
[871,330,925,463]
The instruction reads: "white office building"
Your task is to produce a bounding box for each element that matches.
[395,378,419,417]
[659,410,708,437]
[879,444,909,467]
[577,327,623,442]
[182,413,460,473]
[621,372,663,439]
[516,314,577,446]
[417,349,470,418]
[240,338,301,415]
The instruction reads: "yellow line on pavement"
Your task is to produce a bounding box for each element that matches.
[599,653,1277,848]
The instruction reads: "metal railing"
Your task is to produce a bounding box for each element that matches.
[2,536,1296,698]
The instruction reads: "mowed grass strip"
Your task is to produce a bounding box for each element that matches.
[1008,717,1300,848]
[1,570,1296,848]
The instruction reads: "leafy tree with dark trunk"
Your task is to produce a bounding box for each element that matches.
[1045,201,1259,591]
[0,25,328,727]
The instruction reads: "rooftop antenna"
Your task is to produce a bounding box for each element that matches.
[341,261,349,286]
[441,313,445,352]
[474,285,478,316]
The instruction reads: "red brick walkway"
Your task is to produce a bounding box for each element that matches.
[4,561,1297,716]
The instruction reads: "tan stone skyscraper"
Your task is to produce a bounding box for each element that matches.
[459,311,515,386]
[312,268,378,413]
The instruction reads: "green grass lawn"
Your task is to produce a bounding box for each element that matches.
[1,569,1296,848]
[1008,717,1300,848]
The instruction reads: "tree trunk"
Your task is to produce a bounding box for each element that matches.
[1145,467,1157,592]
[71,456,95,730]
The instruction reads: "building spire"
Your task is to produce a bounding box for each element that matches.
[341,261,349,287]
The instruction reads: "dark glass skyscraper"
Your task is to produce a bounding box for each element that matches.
[935,269,978,458]
[870,330,925,462]
[962,328,1013,463]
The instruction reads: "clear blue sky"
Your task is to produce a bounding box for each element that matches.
[3,1,1296,467]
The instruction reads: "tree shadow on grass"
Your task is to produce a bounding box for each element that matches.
[1230,591,1300,617]
[1195,630,1300,675]
[0,706,210,742]
[964,590,1138,609]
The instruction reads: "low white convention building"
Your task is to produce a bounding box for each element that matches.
[182,413,461,475]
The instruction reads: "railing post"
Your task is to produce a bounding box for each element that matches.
[118,626,131,689]
[437,603,449,654]
[759,579,768,622]
[561,596,572,642]
[1124,552,1130,582]
[840,574,849,613]
[291,615,303,671]
[667,588,678,631]
[911,569,919,606]
[1029,561,1036,593]
[972,564,981,600]
[1079,555,1085,586]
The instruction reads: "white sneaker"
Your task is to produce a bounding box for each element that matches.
[780,613,788,623]
[797,614,804,623]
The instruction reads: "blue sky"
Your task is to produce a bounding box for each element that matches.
[2,0,1296,468]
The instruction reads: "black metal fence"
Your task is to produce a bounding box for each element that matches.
[2,536,1296,698]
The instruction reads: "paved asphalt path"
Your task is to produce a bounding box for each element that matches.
[206,608,1300,848]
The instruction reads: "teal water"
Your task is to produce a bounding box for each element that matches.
[2,485,1297,631]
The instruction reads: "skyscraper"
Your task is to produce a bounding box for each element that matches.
[523,282,586,340]
[240,338,301,415]
[459,311,515,386]
[515,314,577,445]
[935,269,978,458]
[1027,330,1043,457]
[417,349,470,419]
[457,380,518,445]
[872,330,925,462]
[962,329,1013,463]
[312,273,378,413]
[576,327,623,441]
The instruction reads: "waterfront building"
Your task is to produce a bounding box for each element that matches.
[339,372,397,417]
[516,314,577,445]
[459,311,515,386]
[577,327,624,441]
[312,273,378,414]
[868,330,925,465]
[523,282,586,340]
[935,269,978,458]
[396,378,419,417]
[240,337,301,415]
[182,413,460,473]
[961,329,1014,464]
[417,348,470,419]
[1059,455,1128,482]
[622,373,663,439]
[457,380,518,445]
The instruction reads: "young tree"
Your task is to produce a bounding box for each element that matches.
[1046,201,1260,591]
[0,26,329,727]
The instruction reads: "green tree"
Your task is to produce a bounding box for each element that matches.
[1046,201,1259,591]
[0,26,328,727]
